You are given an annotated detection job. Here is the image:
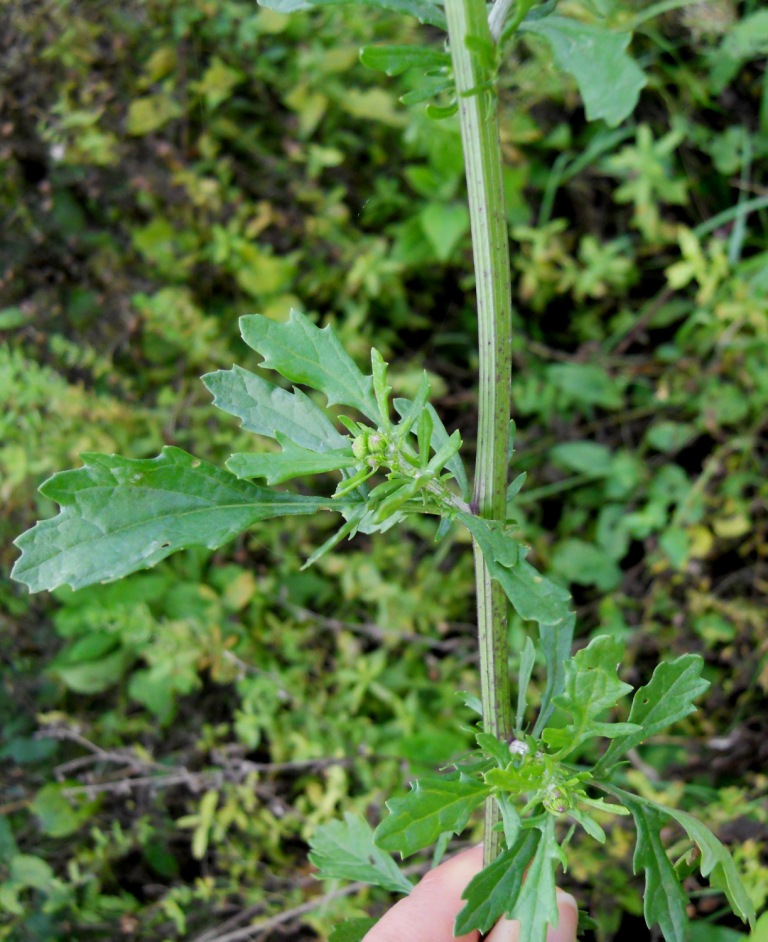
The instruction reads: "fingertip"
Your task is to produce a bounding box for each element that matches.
[548,890,579,942]
[362,846,485,942]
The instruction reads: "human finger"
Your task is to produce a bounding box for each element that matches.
[362,844,485,942]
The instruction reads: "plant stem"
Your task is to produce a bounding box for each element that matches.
[444,0,513,864]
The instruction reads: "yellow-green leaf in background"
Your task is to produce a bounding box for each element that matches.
[126,93,182,135]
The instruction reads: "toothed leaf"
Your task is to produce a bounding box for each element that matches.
[309,813,413,895]
[240,310,377,419]
[374,776,490,857]
[598,655,710,771]
[520,17,646,128]
[542,635,639,758]
[613,793,690,942]
[603,786,756,931]
[204,365,348,453]
[12,447,338,592]
[455,829,540,935]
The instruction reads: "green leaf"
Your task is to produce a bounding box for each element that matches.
[257,0,312,12]
[316,0,447,28]
[0,818,19,860]
[374,776,490,857]
[547,362,625,409]
[597,655,709,772]
[31,785,95,838]
[569,808,606,844]
[520,17,646,128]
[240,310,377,419]
[420,203,470,262]
[709,10,768,92]
[668,811,755,930]
[613,793,690,942]
[506,470,527,503]
[393,399,470,499]
[364,0,445,27]
[542,635,639,757]
[12,447,337,592]
[425,101,459,120]
[497,794,522,847]
[535,611,575,737]
[550,441,613,477]
[459,513,520,568]
[360,44,451,76]
[203,365,348,453]
[475,731,513,769]
[309,813,413,895]
[302,501,371,569]
[504,558,572,627]
[328,919,379,942]
[603,786,756,934]
[227,437,355,484]
[400,78,455,107]
[688,927,747,942]
[8,854,56,890]
[126,94,182,135]
[457,514,574,735]
[455,829,540,935]
[511,818,561,942]
[551,539,622,592]
[749,912,768,941]
[52,641,133,694]
[516,635,536,730]
[463,517,570,627]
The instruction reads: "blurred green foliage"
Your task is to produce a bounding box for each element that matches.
[1,0,767,939]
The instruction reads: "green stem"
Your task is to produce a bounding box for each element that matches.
[444,0,513,864]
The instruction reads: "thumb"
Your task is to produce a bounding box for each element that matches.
[484,889,579,942]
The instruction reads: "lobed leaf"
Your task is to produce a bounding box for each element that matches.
[520,17,646,128]
[12,447,336,592]
[665,806,756,928]
[455,829,540,935]
[309,813,413,895]
[614,793,690,942]
[603,786,755,930]
[542,635,639,757]
[203,365,348,452]
[240,310,378,419]
[374,776,490,857]
[597,655,710,772]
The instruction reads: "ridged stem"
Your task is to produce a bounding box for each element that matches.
[444,0,513,864]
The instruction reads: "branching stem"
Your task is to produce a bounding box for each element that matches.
[445,0,513,864]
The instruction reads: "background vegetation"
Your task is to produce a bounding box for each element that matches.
[1,0,767,939]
